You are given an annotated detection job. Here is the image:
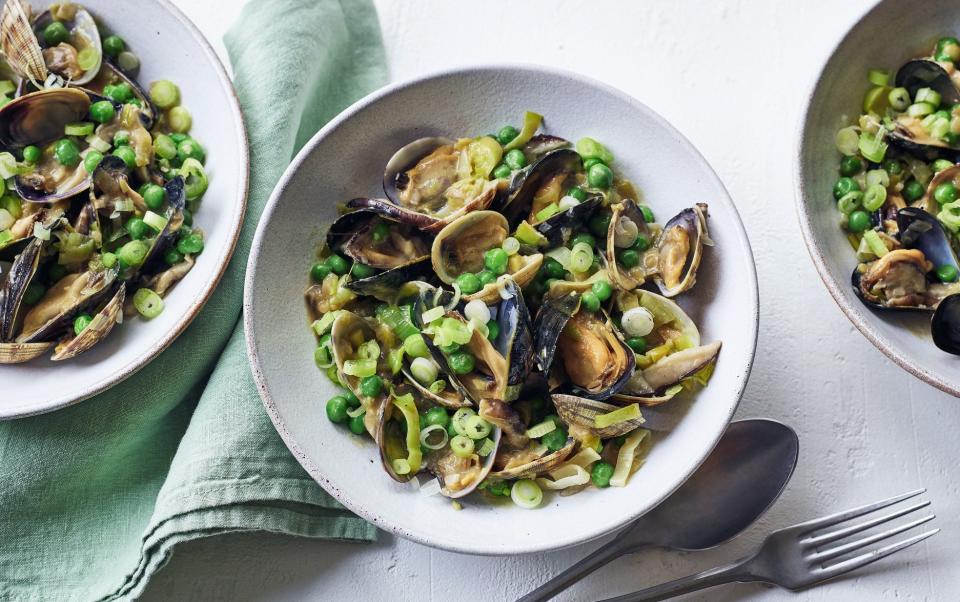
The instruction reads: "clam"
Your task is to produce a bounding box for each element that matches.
[431,210,542,303]
[373,136,498,233]
[0,87,89,148]
[652,203,710,297]
[16,264,118,344]
[330,310,389,436]
[50,283,124,360]
[488,436,577,480]
[533,291,635,400]
[33,5,102,85]
[552,393,646,439]
[426,428,502,498]
[0,340,50,362]
[0,0,47,88]
[605,199,655,291]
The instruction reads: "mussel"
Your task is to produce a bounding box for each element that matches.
[533,291,635,400]
[498,148,583,228]
[652,204,710,297]
[431,210,543,303]
[896,59,960,108]
[932,294,960,354]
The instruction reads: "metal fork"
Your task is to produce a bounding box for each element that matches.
[600,489,938,602]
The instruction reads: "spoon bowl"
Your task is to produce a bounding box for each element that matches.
[518,419,799,602]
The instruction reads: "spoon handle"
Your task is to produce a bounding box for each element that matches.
[515,541,638,602]
[597,557,757,602]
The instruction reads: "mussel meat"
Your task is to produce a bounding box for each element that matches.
[652,203,709,297]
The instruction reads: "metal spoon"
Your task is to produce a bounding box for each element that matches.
[516,418,799,602]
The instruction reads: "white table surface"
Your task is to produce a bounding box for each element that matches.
[146,1,956,600]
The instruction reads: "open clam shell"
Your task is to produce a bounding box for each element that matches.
[487,437,577,480]
[33,5,102,86]
[426,428,502,498]
[51,283,124,360]
[16,264,118,343]
[0,87,89,148]
[431,210,542,303]
[552,393,646,438]
[606,199,655,291]
[0,340,51,363]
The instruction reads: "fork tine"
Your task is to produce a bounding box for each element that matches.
[808,513,936,564]
[794,489,925,535]
[803,500,931,547]
[816,528,939,579]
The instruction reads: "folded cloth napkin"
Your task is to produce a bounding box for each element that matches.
[0,1,386,599]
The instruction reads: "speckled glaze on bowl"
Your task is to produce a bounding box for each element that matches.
[1,0,248,418]
[796,0,960,397]
[245,65,757,555]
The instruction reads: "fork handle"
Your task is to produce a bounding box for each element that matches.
[598,557,757,602]
[516,540,640,602]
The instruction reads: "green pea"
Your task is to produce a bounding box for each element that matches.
[326,396,349,423]
[504,148,527,170]
[73,314,93,335]
[360,375,383,397]
[371,221,390,243]
[351,263,378,279]
[325,253,350,275]
[881,159,903,176]
[439,342,460,354]
[177,138,205,164]
[938,36,960,53]
[580,291,601,312]
[43,21,69,46]
[424,407,450,428]
[47,263,67,283]
[446,419,459,438]
[587,163,614,189]
[83,150,103,174]
[591,461,615,487]
[22,145,40,163]
[140,183,166,211]
[164,248,184,266]
[583,157,604,170]
[113,131,130,147]
[106,83,133,104]
[591,280,613,302]
[311,262,331,282]
[103,34,125,56]
[100,252,117,269]
[124,216,151,240]
[639,205,655,223]
[903,179,925,202]
[153,134,177,160]
[477,270,497,286]
[176,231,204,255]
[455,272,482,294]
[632,234,650,252]
[618,248,640,268]
[484,247,509,275]
[570,232,596,248]
[840,155,863,176]
[89,100,115,124]
[589,212,612,237]
[485,480,512,497]
[541,427,568,451]
[626,337,647,353]
[117,239,149,269]
[54,138,80,166]
[492,163,512,179]
[847,210,871,233]
[497,125,519,145]
[22,282,45,305]
[168,106,192,134]
[345,413,365,435]
[833,177,860,200]
[937,264,959,283]
[149,79,180,109]
[543,257,565,279]
[448,351,476,375]
[112,146,136,169]
[569,186,588,202]
[486,319,500,341]
[933,158,954,173]
[935,182,958,205]
[181,209,193,228]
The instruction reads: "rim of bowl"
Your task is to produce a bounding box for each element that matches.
[244,63,759,555]
[793,0,960,398]
[2,0,250,419]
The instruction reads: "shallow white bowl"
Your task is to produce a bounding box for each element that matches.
[796,0,960,396]
[1,0,247,418]
[245,65,757,554]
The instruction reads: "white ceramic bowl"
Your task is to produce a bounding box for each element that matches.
[796,0,960,396]
[245,66,757,554]
[2,0,247,418]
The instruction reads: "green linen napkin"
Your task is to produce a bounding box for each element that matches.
[0,1,386,600]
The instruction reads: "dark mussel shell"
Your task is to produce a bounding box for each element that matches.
[346,196,443,233]
[326,208,431,270]
[897,207,960,271]
[16,265,118,343]
[534,194,601,247]
[0,236,43,340]
[492,277,535,400]
[932,294,960,354]
[498,149,583,228]
[896,59,960,106]
[520,134,571,163]
[532,290,579,374]
[141,175,187,274]
[345,257,432,302]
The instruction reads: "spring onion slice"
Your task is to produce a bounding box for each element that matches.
[594,403,643,429]
[143,210,168,232]
[33,223,51,240]
[545,246,572,270]
[445,283,462,311]
[566,447,602,470]
[312,310,342,335]
[867,68,891,87]
[133,288,164,319]
[65,122,94,136]
[835,126,860,156]
[477,437,495,457]
[451,408,476,436]
[862,184,887,212]
[503,111,543,151]
[346,406,366,419]
[342,359,377,378]
[392,392,422,474]
[535,203,561,222]
[536,464,591,490]
[610,428,651,487]
[463,415,492,440]
[862,230,888,258]
[419,424,449,450]
[525,420,557,439]
[510,479,543,509]
[450,434,475,458]
[86,134,111,153]
[421,305,444,324]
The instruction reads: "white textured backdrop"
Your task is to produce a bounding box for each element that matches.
[145,1,956,599]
